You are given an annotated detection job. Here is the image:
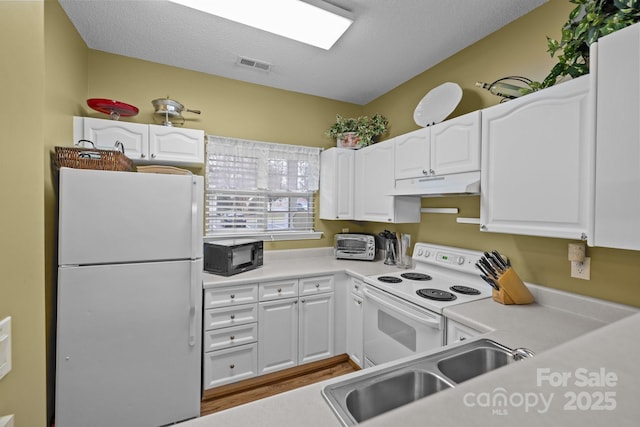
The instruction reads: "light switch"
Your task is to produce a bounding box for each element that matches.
[0,317,11,381]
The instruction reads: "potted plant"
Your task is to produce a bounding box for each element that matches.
[326,113,389,148]
[533,0,640,90]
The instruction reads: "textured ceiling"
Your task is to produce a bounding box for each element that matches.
[58,0,547,105]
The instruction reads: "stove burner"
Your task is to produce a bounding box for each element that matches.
[400,272,432,281]
[378,276,402,284]
[416,288,457,301]
[450,285,481,295]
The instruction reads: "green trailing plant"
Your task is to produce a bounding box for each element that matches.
[326,113,389,147]
[533,0,640,90]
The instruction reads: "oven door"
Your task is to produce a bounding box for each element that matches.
[363,285,443,366]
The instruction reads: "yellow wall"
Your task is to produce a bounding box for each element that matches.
[361,0,640,307]
[0,1,47,426]
[4,1,640,425]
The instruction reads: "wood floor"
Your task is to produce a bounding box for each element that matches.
[201,354,359,416]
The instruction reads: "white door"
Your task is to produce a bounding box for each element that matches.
[82,117,149,160]
[258,298,299,374]
[58,168,203,265]
[298,292,334,365]
[430,111,481,176]
[394,128,430,180]
[355,140,396,222]
[148,124,204,165]
[480,75,594,240]
[346,293,364,368]
[55,260,201,427]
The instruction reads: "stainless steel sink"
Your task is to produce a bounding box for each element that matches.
[322,339,520,426]
[345,370,453,423]
[437,345,513,383]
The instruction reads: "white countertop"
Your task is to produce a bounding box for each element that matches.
[188,248,639,427]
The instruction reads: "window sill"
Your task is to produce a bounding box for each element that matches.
[205,231,323,242]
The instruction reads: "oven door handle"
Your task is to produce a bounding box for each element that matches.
[364,287,442,329]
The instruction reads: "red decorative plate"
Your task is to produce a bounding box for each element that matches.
[87,98,139,118]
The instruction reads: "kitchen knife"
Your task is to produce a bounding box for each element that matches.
[484,252,505,274]
[491,250,508,269]
[480,274,499,290]
[479,257,499,279]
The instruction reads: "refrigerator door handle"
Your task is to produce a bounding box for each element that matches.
[188,261,199,347]
[190,177,199,258]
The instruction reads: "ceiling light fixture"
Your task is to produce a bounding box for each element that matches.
[168,0,353,50]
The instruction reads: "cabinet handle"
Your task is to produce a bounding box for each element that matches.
[140,154,146,158]
[357,300,362,305]
[315,283,320,288]
[301,299,305,303]
[230,314,235,319]
[230,335,235,340]
[354,285,359,290]
[294,300,298,304]
[151,153,156,158]
[230,364,235,369]
[230,294,235,299]
[430,169,435,175]
[422,169,429,175]
[277,288,282,293]
[460,337,466,341]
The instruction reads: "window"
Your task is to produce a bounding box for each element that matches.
[205,135,321,240]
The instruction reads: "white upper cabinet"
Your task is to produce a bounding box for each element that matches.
[480,75,595,240]
[430,111,481,176]
[319,148,355,220]
[593,23,640,250]
[394,128,430,180]
[394,112,481,181]
[355,139,421,223]
[74,116,204,167]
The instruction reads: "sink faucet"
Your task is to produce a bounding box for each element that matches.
[512,348,535,361]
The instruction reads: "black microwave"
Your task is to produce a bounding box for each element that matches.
[203,239,263,276]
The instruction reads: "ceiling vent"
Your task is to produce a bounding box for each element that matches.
[237,56,272,72]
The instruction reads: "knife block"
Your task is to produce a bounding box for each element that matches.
[492,267,535,305]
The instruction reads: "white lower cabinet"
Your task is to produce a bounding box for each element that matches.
[258,297,299,374]
[202,284,259,391]
[445,319,480,345]
[203,343,258,389]
[345,277,364,368]
[258,276,335,376]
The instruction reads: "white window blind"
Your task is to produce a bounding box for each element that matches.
[205,135,321,239]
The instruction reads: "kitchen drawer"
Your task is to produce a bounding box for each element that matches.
[349,277,364,297]
[259,279,298,301]
[204,284,258,309]
[203,343,258,390]
[299,275,334,295]
[204,323,258,352]
[204,303,258,331]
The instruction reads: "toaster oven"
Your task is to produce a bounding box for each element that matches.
[334,233,376,261]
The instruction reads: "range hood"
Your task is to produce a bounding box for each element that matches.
[390,171,480,197]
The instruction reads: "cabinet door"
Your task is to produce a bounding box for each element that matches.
[480,75,594,240]
[346,293,364,368]
[258,298,298,374]
[430,111,481,176]
[593,24,640,250]
[394,128,430,180]
[298,293,334,365]
[82,117,149,160]
[319,148,355,220]
[355,139,397,222]
[148,124,204,166]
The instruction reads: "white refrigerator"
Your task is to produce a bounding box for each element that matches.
[55,167,203,427]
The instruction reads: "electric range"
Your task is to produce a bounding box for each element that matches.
[364,242,493,314]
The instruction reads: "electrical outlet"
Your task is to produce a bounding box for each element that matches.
[571,257,591,280]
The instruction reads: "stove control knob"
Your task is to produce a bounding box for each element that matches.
[416,249,424,257]
[456,256,465,265]
[423,250,431,258]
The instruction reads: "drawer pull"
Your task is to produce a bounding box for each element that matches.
[230,294,235,299]
[277,288,282,293]
[315,283,320,288]
[230,364,235,369]
[230,314,235,319]
[301,299,305,303]
[230,335,235,340]
[357,300,362,305]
